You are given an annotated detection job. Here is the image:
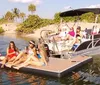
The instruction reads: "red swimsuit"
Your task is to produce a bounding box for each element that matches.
[8,49,17,59]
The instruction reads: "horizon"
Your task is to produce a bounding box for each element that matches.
[0,0,100,19]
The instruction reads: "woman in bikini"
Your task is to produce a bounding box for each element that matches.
[14,42,49,70]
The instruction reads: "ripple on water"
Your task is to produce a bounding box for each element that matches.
[0,35,100,85]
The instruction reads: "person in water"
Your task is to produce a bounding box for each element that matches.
[10,40,39,67]
[1,41,19,68]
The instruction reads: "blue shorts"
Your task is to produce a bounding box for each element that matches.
[37,54,41,59]
[72,44,78,50]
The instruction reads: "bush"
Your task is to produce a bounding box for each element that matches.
[16,15,54,33]
[0,27,4,33]
[16,27,34,34]
[80,12,95,23]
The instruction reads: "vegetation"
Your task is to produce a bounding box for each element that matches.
[5,11,14,22]
[97,14,100,23]
[54,12,96,23]
[28,4,36,15]
[19,12,26,22]
[0,27,4,33]
[0,3,100,34]
[80,12,95,22]
[16,15,54,33]
[0,18,8,24]
[54,12,61,23]
[12,8,20,22]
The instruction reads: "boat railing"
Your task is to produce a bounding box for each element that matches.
[87,42,92,49]
[40,29,100,58]
[94,38,100,47]
[87,37,100,49]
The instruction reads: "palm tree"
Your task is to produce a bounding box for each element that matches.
[19,12,26,22]
[5,11,14,22]
[12,8,20,22]
[28,4,36,15]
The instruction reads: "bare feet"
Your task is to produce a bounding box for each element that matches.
[1,64,4,68]
[13,66,20,70]
[5,63,12,68]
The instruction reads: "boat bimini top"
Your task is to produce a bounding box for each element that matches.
[60,8,100,17]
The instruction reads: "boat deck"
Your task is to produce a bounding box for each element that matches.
[0,56,92,78]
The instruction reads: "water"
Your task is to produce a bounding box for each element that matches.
[0,35,100,85]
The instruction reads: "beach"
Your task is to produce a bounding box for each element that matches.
[1,22,100,39]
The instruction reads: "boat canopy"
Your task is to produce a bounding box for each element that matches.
[60,8,100,17]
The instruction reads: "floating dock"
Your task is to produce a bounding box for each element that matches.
[0,56,92,78]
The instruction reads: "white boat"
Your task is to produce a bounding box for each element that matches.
[40,8,100,58]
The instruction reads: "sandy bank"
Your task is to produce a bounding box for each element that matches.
[1,22,100,39]
[24,22,100,39]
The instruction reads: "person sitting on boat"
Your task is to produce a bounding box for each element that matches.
[64,27,75,40]
[91,26,98,35]
[13,42,49,70]
[58,25,68,40]
[1,41,19,68]
[50,25,68,42]
[10,40,39,67]
[71,34,81,51]
[76,26,83,38]
[50,29,66,42]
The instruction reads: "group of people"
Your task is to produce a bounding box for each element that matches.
[51,26,83,51]
[1,40,49,69]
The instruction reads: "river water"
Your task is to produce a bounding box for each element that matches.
[0,35,100,85]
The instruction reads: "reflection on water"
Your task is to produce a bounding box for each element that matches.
[0,35,100,85]
[0,69,47,85]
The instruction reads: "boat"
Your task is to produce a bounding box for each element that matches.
[40,8,100,58]
[0,56,92,78]
[0,8,98,78]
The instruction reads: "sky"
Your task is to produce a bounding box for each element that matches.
[0,0,100,19]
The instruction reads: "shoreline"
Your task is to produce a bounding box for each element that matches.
[1,22,100,40]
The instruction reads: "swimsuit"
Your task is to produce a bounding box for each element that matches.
[8,49,17,59]
[28,50,34,56]
[37,54,41,58]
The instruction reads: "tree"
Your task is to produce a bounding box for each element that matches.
[97,14,100,23]
[28,4,36,15]
[19,12,26,22]
[16,15,54,33]
[5,11,14,21]
[81,12,95,23]
[54,12,61,23]
[12,8,20,22]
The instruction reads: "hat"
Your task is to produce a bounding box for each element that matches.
[29,40,35,45]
